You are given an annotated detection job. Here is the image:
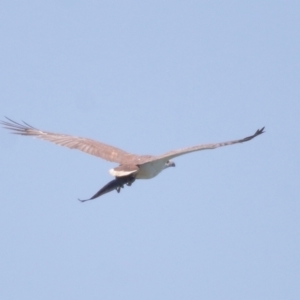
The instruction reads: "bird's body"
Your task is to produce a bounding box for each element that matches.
[1,117,265,201]
[135,160,167,179]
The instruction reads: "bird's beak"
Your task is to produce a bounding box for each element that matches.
[168,161,175,167]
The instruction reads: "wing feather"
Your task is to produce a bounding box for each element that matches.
[152,127,265,161]
[1,117,135,164]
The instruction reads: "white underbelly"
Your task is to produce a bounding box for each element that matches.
[136,160,165,179]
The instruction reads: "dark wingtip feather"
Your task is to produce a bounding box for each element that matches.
[1,117,36,134]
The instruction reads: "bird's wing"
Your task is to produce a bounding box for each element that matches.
[151,127,265,162]
[1,117,136,164]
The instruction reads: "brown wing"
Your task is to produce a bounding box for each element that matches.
[1,117,136,164]
[151,127,265,162]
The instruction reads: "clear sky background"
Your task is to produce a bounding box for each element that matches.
[0,1,299,299]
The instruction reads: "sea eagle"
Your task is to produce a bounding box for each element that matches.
[1,118,265,201]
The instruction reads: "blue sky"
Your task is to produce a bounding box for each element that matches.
[0,1,299,299]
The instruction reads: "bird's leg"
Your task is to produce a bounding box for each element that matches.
[126,176,136,186]
[116,185,124,193]
[117,175,135,191]
[116,183,124,193]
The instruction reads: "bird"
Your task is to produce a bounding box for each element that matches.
[1,117,265,202]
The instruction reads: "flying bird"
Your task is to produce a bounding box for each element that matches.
[1,117,265,201]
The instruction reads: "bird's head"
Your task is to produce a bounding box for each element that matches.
[164,160,175,169]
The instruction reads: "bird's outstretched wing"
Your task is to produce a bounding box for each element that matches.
[153,127,265,161]
[1,117,135,164]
